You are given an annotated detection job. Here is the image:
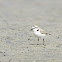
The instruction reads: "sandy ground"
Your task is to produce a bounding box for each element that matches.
[0,0,62,62]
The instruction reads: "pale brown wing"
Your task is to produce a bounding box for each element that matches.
[40,28,51,35]
[40,28,48,34]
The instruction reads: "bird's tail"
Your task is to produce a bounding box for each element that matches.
[46,33,51,35]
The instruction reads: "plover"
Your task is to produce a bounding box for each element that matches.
[30,25,50,45]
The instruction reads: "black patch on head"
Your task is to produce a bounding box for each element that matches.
[33,26,35,27]
[32,26,35,29]
[33,26,38,28]
[37,29,39,31]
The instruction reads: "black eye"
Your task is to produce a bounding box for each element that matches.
[37,29,39,31]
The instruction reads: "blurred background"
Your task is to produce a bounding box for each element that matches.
[0,0,62,62]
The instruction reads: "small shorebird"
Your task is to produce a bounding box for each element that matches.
[30,25,50,45]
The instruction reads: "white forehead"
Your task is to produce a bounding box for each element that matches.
[32,26,35,28]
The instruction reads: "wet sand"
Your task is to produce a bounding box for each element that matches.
[0,0,62,62]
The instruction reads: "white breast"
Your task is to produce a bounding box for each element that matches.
[34,31,46,37]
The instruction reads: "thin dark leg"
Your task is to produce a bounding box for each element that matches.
[43,38,44,45]
[38,37,39,41]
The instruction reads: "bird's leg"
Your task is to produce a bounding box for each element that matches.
[43,38,44,45]
[38,37,39,41]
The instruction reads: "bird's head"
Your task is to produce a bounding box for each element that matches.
[30,25,39,31]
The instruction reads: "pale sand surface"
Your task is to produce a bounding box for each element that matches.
[0,0,62,62]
